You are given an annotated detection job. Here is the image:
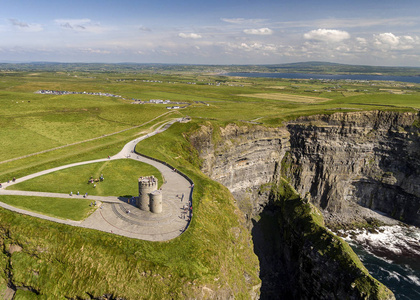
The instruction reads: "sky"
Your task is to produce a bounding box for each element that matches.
[1,0,420,66]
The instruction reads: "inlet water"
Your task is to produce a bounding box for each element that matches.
[226,72,420,84]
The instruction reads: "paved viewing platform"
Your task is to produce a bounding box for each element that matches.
[0,119,193,241]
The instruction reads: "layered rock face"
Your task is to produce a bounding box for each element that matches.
[191,111,419,299]
[193,123,290,222]
[193,111,420,227]
[284,111,420,227]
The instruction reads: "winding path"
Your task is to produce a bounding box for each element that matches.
[0,118,193,241]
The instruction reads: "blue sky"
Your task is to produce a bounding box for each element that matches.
[1,0,420,66]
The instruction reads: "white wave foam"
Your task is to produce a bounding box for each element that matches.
[407,275,420,287]
[378,267,403,282]
[343,225,420,258]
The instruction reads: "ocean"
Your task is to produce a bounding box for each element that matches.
[341,226,420,299]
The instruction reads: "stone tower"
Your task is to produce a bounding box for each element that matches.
[138,176,158,212]
[150,190,163,213]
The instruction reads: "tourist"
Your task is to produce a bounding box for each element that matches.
[77,191,79,195]
[70,191,73,196]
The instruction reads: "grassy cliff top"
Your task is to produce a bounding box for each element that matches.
[0,69,417,298]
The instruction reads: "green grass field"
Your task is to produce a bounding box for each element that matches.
[8,159,163,198]
[0,69,418,298]
[0,195,95,221]
[1,72,418,164]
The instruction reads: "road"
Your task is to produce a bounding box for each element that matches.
[0,118,193,241]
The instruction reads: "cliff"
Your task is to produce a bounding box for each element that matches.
[284,111,420,227]
[191,111,420,299]
[192,111,420,228]
[192,123,290,223]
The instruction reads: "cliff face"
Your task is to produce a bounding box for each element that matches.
[284,111,420,227]
[191,111,419,299]
[193,111,420,228]
[194,123,290,222]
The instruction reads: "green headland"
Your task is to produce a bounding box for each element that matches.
[0,63,418,299]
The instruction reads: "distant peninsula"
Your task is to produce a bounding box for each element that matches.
[1,61,420,77]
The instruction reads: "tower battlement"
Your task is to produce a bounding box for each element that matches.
[138,176,161,213]
[138,176,158,188]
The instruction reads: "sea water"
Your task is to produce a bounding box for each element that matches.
[341,226,420,299]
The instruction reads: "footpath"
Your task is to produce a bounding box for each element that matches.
[0,118,193,241]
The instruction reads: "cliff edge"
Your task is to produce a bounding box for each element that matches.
[190,110,420,299]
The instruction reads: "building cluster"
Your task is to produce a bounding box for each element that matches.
[142,80,163,83]
[35,90,122,98]
[149,99,171,104]
[131,98,190,109]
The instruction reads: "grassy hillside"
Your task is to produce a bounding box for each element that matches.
[0,119,260,299]
[9,159,163,198]
[0,69,418,298]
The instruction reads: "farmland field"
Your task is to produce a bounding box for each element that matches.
[0,68,419,299]
[238,92,331,103]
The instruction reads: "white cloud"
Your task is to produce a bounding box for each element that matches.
[304,29,350,43]
[374,33,419,50]
[311,17,419,29]
[243,28,273,35]
[81,48,111,54]
[55,19,91,30]
[9,19,29,28]
[375,33,399,47]
[223,42,278,53]
[356,37,367,44]
[55,19,108,34]
[139,26,152,32]
[221,18,266,25]
[178,33,202,39]
[9,19,43,32]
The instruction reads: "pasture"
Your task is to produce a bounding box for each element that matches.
[0,195,95,221]
[8,159,163,198]
[237,92,331,103]
[0,69,419,298]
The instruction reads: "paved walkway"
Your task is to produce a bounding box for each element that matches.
[0,111,174,165]
[0,118,193,241]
